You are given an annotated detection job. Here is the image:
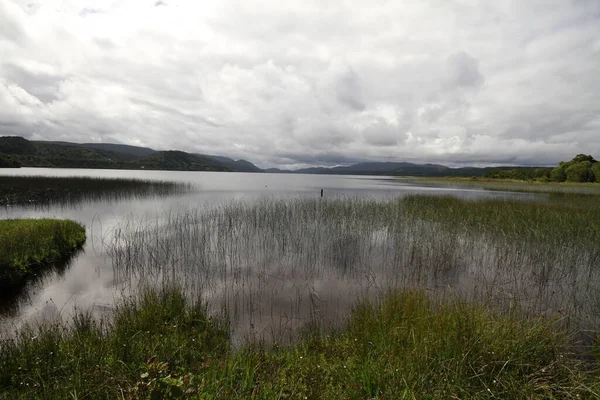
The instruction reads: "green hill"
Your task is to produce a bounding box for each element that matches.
[136,151,231,171]
[0,137,234,172]
[81,143,157,157]
[205,155,264,172]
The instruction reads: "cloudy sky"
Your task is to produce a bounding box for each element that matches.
[1,0,599,168]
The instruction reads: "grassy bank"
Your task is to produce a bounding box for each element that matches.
[1,287,597,399]
[0,219,86,294]
[406,176,600,195]
[0,176,190,207]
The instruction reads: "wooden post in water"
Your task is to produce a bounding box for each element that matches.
[320,188,323,198]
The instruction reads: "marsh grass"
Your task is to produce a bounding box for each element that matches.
[0,176,190,208]
[106,194,600,345]
[0,219,86,296]
[407,176,600,195]
[4,193,600,397]
[1,287,598,399]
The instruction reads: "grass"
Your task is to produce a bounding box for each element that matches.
[4,192,600,398]
[0,219,86,295]
[406,176,600,195]
[107,195,600,339]
[1,286,598,399]
[400,194,600,247]
[0,176,190,207]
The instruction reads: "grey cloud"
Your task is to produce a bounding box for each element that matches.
[273,151,365,167]
[445,51,484,89]
[335,67,365,111]
[0,1,599,168]
[129,98,222,128]
[3,63,63,103]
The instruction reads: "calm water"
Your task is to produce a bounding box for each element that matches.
[0,168,540,338]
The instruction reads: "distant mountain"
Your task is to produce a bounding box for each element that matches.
[0,137,134,169]
[82,143,157,158]
[205,155,263,173]
[0,135,545,176]
[264,168,290,173]
[136,151,230,171]
[292,162,449,176]
[273,161,543,178]
[0,136,236,172]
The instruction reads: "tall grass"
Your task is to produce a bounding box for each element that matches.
[0,176,190,208]
[408,176,600,195]
[1,287,597,399]
[3,194,600,397]
[0,219,86,297]
[106,195,600,345]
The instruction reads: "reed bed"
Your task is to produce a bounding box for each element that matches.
[2,193,600,398]
[107,195,600,344]
[407,177,600,195]
[0,176,190,208]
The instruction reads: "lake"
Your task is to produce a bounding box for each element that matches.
[0,168,544,341]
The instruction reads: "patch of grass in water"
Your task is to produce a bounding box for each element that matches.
[0,287,597,399]
[0,219,86,295]
[0,175,190,208]
[408,176,600,195]
[400,194,600,247]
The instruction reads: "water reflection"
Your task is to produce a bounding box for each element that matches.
[0,168,546,340]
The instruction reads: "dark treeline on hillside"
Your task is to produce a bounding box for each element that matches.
[3,136,596,180]
[0,136,261,172]
[484,154,599,183]
[0,154,21,168]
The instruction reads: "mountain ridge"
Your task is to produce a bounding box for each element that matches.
[0,137,258,172]
[0,136,550,177]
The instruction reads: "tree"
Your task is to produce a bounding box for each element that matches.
[0,154,21,168]
[572,154,597,163]
[565,161,595,182]
[592,163,600,182]
[550,166,566,182]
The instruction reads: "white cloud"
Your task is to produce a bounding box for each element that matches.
[1,0,599,167]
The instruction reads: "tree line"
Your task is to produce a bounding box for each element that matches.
[483,154,600,183]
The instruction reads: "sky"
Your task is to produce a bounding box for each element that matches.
[1,0,599,169]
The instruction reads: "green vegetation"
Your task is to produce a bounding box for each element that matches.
[0,154,20,168]
[108,195,600,339]
[4,193,600,398]
[408,176,600,194]
[482,167,551,181]
[552,154,599,183]
[1,287,598,399]
[0,176,190,207]
[0,136,258,172]
[137,151,228,171]
[0,219,85,294]
[401,194,600,247]
[483,154,599,183]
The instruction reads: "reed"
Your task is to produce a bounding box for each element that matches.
[407,176,600,195]
[3,193,600,398]
[106,195,600,344]
[0,176,190,208]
